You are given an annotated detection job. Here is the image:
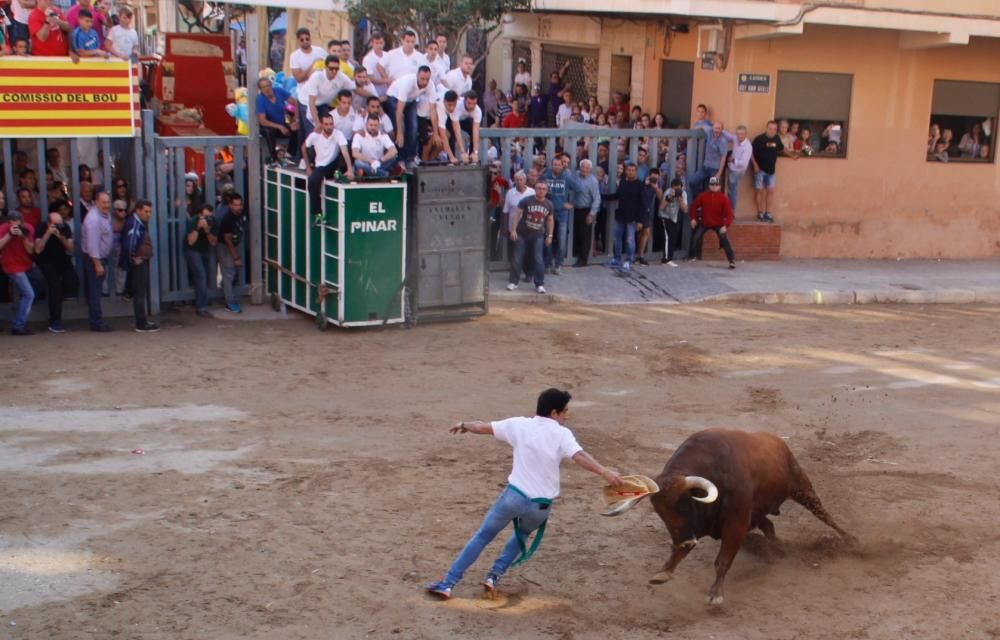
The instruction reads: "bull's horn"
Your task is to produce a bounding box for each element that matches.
[684,476,719,504]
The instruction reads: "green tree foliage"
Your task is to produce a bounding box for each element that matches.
[346,0,530,62]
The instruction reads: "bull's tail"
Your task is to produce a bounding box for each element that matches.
[789,458,857,544]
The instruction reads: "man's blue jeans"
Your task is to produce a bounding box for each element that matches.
[83,258,107,328]
[354,158,397,177]
[510,233,545,287]
[442,486,550,587]
[384,97,418,162]
[613,220,636,264]
[689,164,719,201]
[550,209,570,268]
[185,249,212,311]
[727,170,745,212]
[8,272,35,330]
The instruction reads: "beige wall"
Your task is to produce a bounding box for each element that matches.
[640,24,1000,259]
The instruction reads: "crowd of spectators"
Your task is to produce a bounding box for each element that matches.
[1,0,139,61]
[927,121,992,163]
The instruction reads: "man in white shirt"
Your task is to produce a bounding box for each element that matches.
[455,91,482,163]
[426,90,462,164]
[353,95,394,137]
[513,60,531,90]
[377,30,428,84]
[331,89,358,144]
[425,388,623,599]
[351,67,377,113]
[556,89,574,129]
[303,113,354,217]
[386,66,437,167]
[726,124,753,213]
[352,114,398,177]
[300,56,356,144]
[503,169,535,265]
[435,34,451,71]
[361,32,390,98]
[424,40,448,87]
[440,55,474,97]
[289,28,328,160]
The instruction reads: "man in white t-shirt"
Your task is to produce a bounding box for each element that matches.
[426,90,462,163]
[303,113,353,217]
[425,388,623,600]
[455,91,482,163]
[377,30,428,84]
[440,55,473,97]
[385,66,437,167]
[104,5,139,61]
[424,40,448,87]
[556,89,575,129]
[352,114,398,177]
[361,32,390,98]
[351,67,377,113]
[299,56,356,149]
[353,95,394,136]
[289,28,328,160]
[435,34,450,71]
[330,89,358,144]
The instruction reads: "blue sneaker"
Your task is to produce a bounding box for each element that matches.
[226,303,242,314]
[425,580,452,600]
[619,261,632,274]
[483,574,499,593]
[48,321,65,334]
[604,260,620,269]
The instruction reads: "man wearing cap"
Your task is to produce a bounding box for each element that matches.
[426,388,623,599]
[689,176,736,268]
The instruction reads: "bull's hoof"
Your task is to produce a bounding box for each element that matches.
[706,595,724,607]
[648,571,673,585]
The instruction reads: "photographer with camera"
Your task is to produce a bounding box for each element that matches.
[185,204,219,318]
[34,202,78,334]
[0,211,37,335]
[29,0,74,58]
[658,178,688,267]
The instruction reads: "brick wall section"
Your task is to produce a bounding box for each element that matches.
[697,221,782,261]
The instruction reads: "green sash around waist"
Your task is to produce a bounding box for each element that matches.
[508,483,552,567]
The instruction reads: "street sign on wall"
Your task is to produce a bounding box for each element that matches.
[738,73,771,94]
[0,57,139,137]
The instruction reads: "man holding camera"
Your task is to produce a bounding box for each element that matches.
[34,203,79,334]
[29,0,73,57]
[0,211,37,335]
[658,178,687,266]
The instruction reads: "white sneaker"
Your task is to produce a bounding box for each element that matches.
[506,283,517,291]
[536,285,546,294]
[667,260,678,267]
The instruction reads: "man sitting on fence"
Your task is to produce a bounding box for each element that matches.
[303,112,354,220]
[352,114,398,178]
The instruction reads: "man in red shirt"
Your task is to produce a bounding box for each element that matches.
[689,176,736,269]
[502,99,528,129]
[14,188,42,228]
[29,0,72,56]
[0,211,37,335]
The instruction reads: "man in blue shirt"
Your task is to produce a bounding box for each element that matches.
[256,77,293,164]
[689,120,736,202]
[539,156,581,274]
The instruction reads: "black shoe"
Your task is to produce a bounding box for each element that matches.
[196,309,215,318]
[756,212,766,222]
[729,260,736,269]
[636,257,650,266]
[135,323,161,333]
[10,327,34,336]
[763,212,775,223]
[572,260,587,267]
[121,293,133,302]
[91,324,114,333]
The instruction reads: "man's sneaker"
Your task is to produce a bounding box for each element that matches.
[121,293,133,302]
[729,260,736,270]
[135,323,161,333]
[763,211,775,223]
[552,266,561,275]
[536,285,546,294]
[505,282,517,291]
[425,580,452,600]
[10,327,34,336]
[667,260,679,267]
[196,309,214,318]
[483,574,500,593]
[620,261,632,274]
[48,321,66,334]
[226,303,242,314]
[756,211,766,222]
[91,324,114,333]
[604,260,619,269]
[636,256,649,266]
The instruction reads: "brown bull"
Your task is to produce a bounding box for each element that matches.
[611,428,856,606]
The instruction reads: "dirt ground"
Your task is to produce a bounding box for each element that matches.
[2,301,1000,640]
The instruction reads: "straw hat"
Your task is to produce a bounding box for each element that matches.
[601,474,659,517]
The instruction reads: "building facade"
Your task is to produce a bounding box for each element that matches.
[486,1,1000,259]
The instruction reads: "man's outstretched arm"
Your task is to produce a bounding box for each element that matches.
[573,450,624,486]
[450,421,494,435]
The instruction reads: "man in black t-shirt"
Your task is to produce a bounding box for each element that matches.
[216,194,247,313]
[507,181,554,294]
[751,120,797,223]
[33,202,79,334]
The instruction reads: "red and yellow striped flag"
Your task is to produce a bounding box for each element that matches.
[0,57,139,137]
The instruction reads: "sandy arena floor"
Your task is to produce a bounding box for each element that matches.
[1,302,999,639]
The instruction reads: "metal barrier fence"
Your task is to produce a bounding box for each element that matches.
[479,127,707,267]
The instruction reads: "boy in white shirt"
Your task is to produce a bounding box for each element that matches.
[361,32,390,97]
[455,91,482,163]
[105,5,139,61]
[377,30,428,84]
[351,114,398,177]
[303,113,354,217]
[440,55,473,97]
[425,389,623,599]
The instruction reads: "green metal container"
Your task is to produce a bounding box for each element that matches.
[264,168,407,328]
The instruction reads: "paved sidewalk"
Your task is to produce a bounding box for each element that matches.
[491,259,1000,305]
